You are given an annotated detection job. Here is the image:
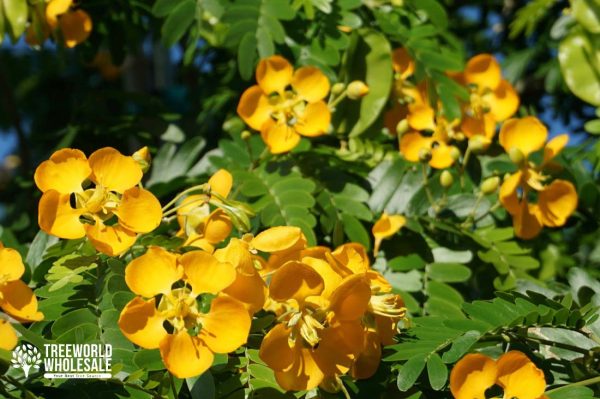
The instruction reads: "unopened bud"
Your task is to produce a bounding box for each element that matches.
[132,146,151,173]
[331,82,346,95]
[390,0,404,6]
[241,130,252,140]
[347,80,370,99]
[449,146,461,161]
[418,148,432,162]
[396,119,409,135]
[468,135,491,153]
[440,170,454,188]
[508,147,525,165]
[481,176,500,194]
[454,132,465,141]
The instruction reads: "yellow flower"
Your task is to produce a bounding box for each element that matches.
[498,117,577,239]
[0,243,44,350]
[176,169,234,252]
[372,213,406,255]
[237,55,331,154]
[260,260,371,391]
[399,104,461,169]
[213,226,305,313]
[450,351,547,399]
[46,0,93,48]
[118,246,251,378]
[35,147,162,256]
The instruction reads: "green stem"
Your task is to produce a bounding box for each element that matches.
[459,147,471,188]
[169,372,178,399]
[329,91,348,109]
[421,163,435,207]
[546,376,600,394]
[161,184,207,212]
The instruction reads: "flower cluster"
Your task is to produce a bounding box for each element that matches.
[237,55,368,154]
[388,48,577,239]
[0,244,44,351]
[450,350,548,399]
[34,147,162,256]
[26,0,92,48]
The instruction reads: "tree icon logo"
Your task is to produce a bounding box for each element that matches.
[11,343,42,378]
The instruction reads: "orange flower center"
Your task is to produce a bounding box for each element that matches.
[75,186,120,220]
[268,91,306,127]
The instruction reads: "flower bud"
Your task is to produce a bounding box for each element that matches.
[347,80,370,99]
[481,176,500,194]
[508,147,525,165]
[241,130,252,140]
[418,148,432,162]
[390,0,404,6]
[331,82,346,95]
[449,146,461,161]
[440,170,454,188]
[396,119,409,135]
[468,135,491,153]
[132,146,151,173]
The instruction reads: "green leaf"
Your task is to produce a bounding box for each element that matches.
[441,330,480,363]
[389,254,427,271]
[559,28,600,106]
[572,0,600,34]
[187,372,216,399]
[426,353,447,390]
[410,0,448,29]
[238,33,259,80]
[3,0,28,40]
[584,118,600,135]
[427,263,472,283]
[341,214,371,249]
[147,136,206,192]
[396,355,427,391]
[547,386,597,399]
[335,29,393,137]
[160,0,196,46]
[134,350,166,371]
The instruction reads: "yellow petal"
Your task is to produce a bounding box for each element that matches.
[513,202,543,240]
[430,143,457,169]
[330,243,370,275]
[237,85,273,131]
[38,191,85,239]
[399,131,434,162]
[88,147,142,193]
[464,54,502,90]
[60,9,93,48]
[0,246,25,282]
[125,246,181,297]
[461,113,496,139]
[407,105,436,131]
[351,328,381,380]
[312,321,364,376]
[538,180,577,227]
[269,261,324,303]
[85,221,137,256]
[275,342,325,391]
[34,148,90,194]
[213,238,255,276]
[46,0,72,28]
[259,323,294,371]
[295,101,331,137]
[223,271,266,314]
[291,66,330,103]
[499,171,522,216]
[486,80,519,122]
[0,319,18,350]
[328,274,371,321]
[252,226,303,253]
[301,257,343,299]
[372,213,406,255]
[115,187,162,233]
[256,56,293,94]
[261,121,301,154]
[449,353,497,399]
[118,297,167,349]
[0,280,44,322]
[160,331,214,378]
[543,134,569,164]
[497,351,546,399]
[199,295,251,353]
[179,251,236,295]
[208,169,233,198]
[203,209,232,244]
[499,117,548,157]
[375,313,398,346]
[392,48,414,80]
